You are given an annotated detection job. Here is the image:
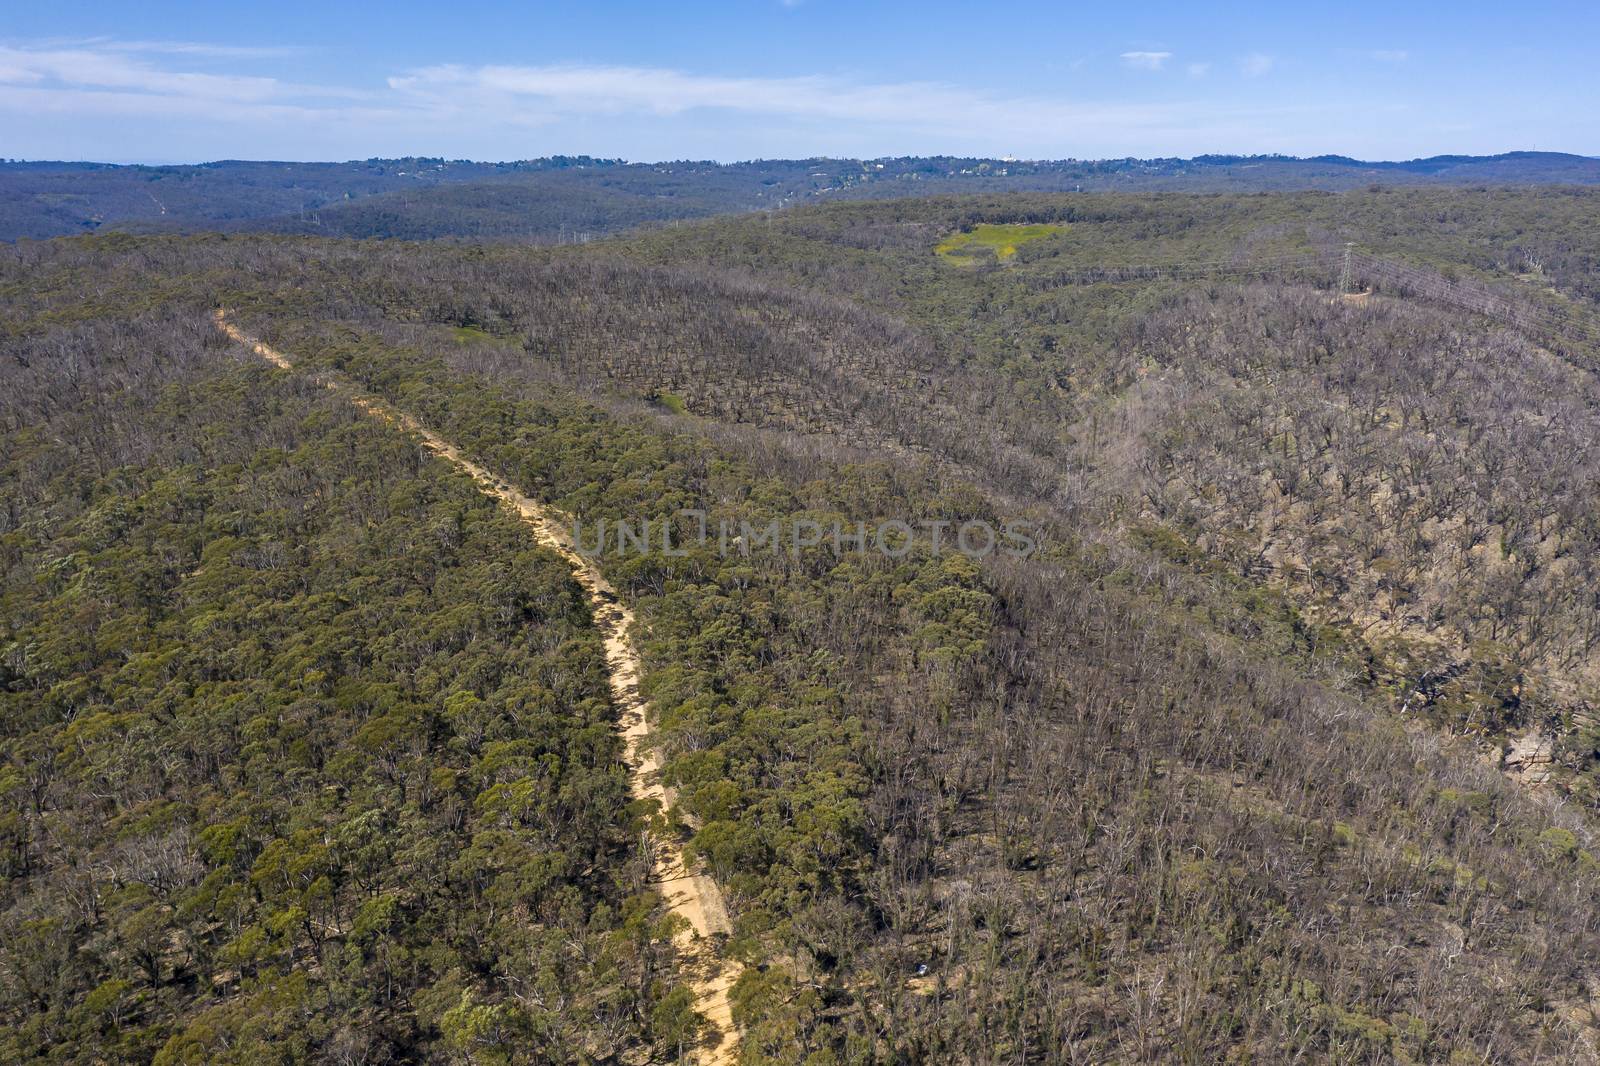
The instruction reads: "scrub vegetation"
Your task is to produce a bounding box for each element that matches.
[9,181,1600,1062]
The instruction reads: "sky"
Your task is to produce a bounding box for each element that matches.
[2,1,1597,164]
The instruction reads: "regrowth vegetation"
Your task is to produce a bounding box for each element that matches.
[9,182,1600,1062]
[0,309,692,1063]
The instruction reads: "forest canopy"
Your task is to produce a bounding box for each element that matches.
[8,182,1600,1062]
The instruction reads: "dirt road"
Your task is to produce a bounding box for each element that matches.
[215,311,739,1065]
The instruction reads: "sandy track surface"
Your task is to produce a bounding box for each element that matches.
[216,311,739,1065]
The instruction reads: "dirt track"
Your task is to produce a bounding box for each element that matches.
[215,311,739,1065]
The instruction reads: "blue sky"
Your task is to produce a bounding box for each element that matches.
[3,1,1596,163]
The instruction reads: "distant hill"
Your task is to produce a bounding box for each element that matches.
[3,151,1598,242]
[0,156,632,241]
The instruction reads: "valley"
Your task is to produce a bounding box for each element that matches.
[8,183,1600,1062]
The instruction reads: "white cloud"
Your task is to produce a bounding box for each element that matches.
[1120,51,1172,71]
[0,46,282,101]
[0,42,375,106]
[0,40,1331,161]
[1240,53,1275,77]
[0,84,395,125]
[387,61,1227,139]
[1187,62,1211,78]
[1368,49,1409,63]
[74,38,312,59]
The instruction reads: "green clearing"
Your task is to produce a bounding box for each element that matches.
[936,222,1066,263]
[449,324,515,345]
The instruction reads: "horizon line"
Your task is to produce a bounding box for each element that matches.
[4,148,1597,169]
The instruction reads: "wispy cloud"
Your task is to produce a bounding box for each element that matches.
[0,41,372,104]
[0,45,285,101]
[97,38,311,59]
[1120,51,1172,71]
[1187,62,1212,78]
[1368,49,1409,63]
[1240,53,1276,77]
[386,61,1236,139]
[0,40,1325,160]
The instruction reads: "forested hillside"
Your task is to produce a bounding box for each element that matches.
[4,151,1599,243]
[9,182,1600,1062]
[0,295,695,1062]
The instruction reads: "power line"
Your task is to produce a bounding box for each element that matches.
[1028,243,1600,355]
[1344,250,1600,351]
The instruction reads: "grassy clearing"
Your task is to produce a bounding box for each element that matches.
[936,222,1067,263]
[450,324,515,345]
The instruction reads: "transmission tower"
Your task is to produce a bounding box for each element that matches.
[1340,242,1355,294]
